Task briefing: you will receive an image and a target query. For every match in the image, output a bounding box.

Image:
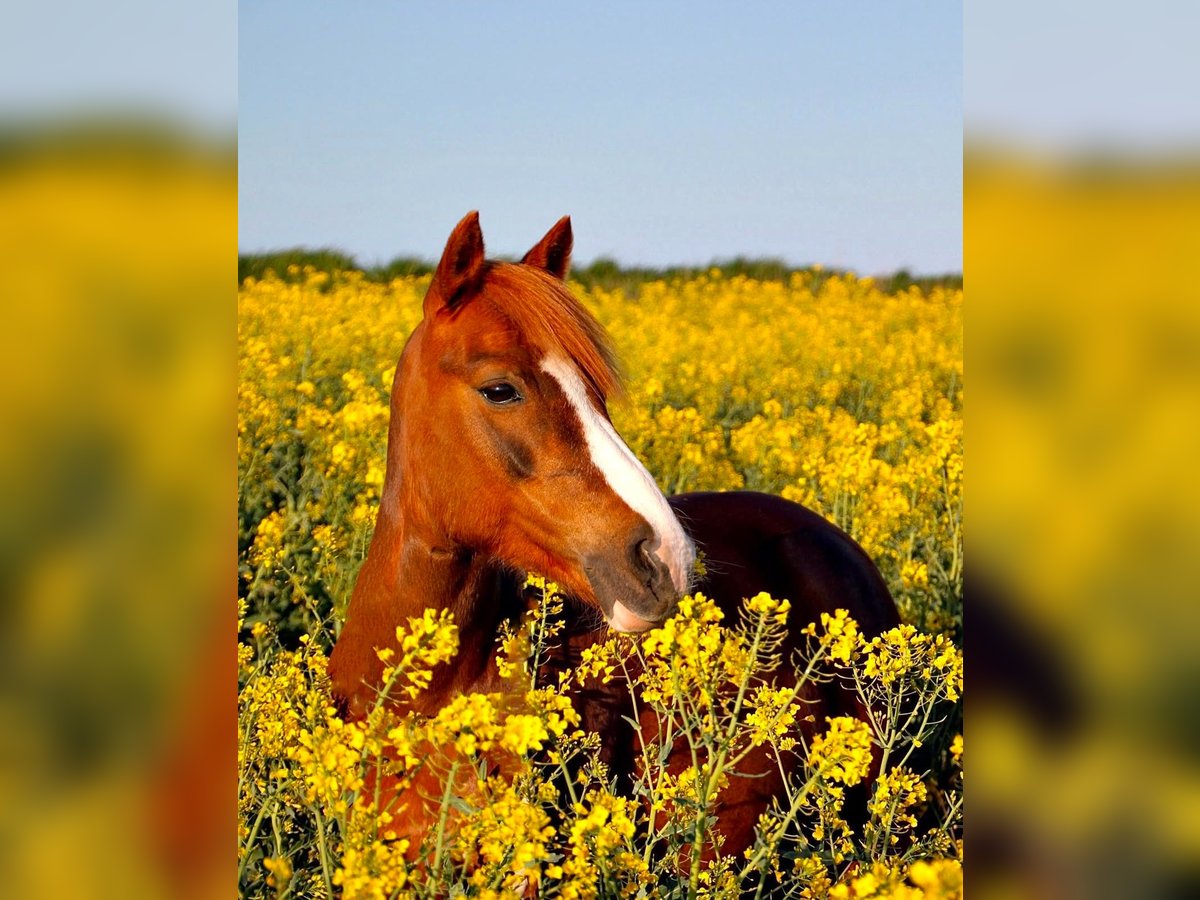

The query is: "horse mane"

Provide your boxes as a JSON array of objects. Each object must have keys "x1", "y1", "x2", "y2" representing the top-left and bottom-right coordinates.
[{"x1": 479, "y1": 262, "x2": 624, "y2": 405}]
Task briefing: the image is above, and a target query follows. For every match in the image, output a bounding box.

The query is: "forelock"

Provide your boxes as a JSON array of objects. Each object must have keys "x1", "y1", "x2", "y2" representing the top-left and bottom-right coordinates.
[{"x1": 481, "y1": 262, "x2": 623, "y2": 405}]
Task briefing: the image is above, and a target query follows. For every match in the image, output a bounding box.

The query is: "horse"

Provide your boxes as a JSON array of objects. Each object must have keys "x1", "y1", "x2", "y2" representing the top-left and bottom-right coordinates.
[{"x1": 328, "y1": 211, "x2": 900, "y2": 857}]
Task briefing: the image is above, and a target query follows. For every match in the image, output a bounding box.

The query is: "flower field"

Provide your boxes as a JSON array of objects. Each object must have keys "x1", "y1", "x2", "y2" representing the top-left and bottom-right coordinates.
[{"x1": 238, "y1": 267, "x2": 963, "y2": 898}]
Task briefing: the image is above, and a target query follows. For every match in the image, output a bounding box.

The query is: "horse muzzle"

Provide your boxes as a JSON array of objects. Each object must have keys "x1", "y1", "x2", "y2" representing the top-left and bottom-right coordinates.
[{"x1": 584, "y1": 532, "x2": 680, "y2": 633}]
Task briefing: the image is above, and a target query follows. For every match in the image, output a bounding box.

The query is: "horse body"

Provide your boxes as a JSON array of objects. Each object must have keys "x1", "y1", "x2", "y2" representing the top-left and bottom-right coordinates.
[
  {"x1": 543, "y1": 490, "x2": 899, "y2": 850},
  {"x1": 327, "y1": 212, "x2": 899, "y2": 855}
]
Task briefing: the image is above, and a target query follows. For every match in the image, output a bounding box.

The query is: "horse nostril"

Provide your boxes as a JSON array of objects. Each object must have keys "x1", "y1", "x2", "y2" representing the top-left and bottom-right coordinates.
[{"x1": 632, "y1": 537, "x2": 658, "y2": 575}]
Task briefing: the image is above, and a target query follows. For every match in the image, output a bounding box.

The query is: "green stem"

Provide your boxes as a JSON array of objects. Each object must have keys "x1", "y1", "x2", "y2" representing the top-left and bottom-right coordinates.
[
  {"x1": 373, "y1": 749, "x2": 383, "y2": 840},
  {"x1": 430, "y1": 760, "x2": 461, "y2": 886},
  {"x1": 940, "y1": 790, "x2": 963, "y2": 835},
  {"x1": 554, "y1": 743, "x2": 580, "y2": 810},
  {"x1": 894, "y1": 699, "x2": 939, "y2": 771},
  {"x1": 752, "y1": 869, "x2": 768, "y2": 900},
  {"x1": 237, "y1": 794, "x2": 275, "y2": 885},
  {"x1": 614, "y1": 649, "x2": 666, "y2": 869},
  {"x1": 722, "y1": 611, "x2": 768, "y2": 745},
  {"x1": 530, "y1": 600, "x2": 544, "y2": 689},
  {"x1": 269, "y1": 810, "x2": 292, "y2": 900},
  {"x1": 312, "y1": 806, "x2": 336, "y2": 900},
  {"x1": 688, "y1": 812, "x2": 705, "y2": 898}
]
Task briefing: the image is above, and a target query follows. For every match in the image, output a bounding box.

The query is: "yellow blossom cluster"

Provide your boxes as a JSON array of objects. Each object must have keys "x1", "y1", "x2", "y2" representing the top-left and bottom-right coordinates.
[
  {"x1": 746, "y1": 590, "x2": 793, "y2": 626},
  {"x1": 376, "y1": 607, "x2": 460, "y2": 699},
  {"x1": 809, "y1": 716, "x2": 876, "y2": 787},
  {"x1": 560, "y1": 789, "x2": 649, "y2": 899},
  {"x1": 828, "y1": 858, "x2": 963, "y2": 900},
  {"x1": 745, "y1": 685, "x2": 799, "y2": 748},
  {"x1": 240, "y1": 576, "x2": 964, "y2": 897},
  {"x1": 861, "y1": 624, "x2": 964, "y2": 703},
  {"x1": 804, "y1": 607, "x2": 862, "y2": 664},
  {"x1": 868, "y1": 768, "x2": 929, "y2": 843},
  {"x1": 456, "y1": 782, "x2": 556, "y2": 890},
  {"x1": 333, "y1": 839, "x2": 411, "y2": 900}
]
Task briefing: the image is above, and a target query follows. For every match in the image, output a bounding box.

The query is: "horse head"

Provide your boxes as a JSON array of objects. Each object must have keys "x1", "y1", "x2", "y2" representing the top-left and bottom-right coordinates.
[{"x1": 387, "y1": 211, "x2": 695, "y2": 632}]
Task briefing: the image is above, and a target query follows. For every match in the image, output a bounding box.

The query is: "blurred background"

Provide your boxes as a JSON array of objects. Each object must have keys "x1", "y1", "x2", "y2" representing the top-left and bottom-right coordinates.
[
  {"x1": 967, "y1": 2, "x2": 1200, "y2": 898},
  {"x1": 4, "y1": 0, "x2": 1199, "y2": 897},
  {"x1": 1, "y1": 2, "x2": 234, "y2": 899}
]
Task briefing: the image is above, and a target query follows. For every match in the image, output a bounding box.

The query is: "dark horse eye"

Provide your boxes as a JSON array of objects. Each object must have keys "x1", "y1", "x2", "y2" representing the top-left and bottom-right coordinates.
[{"x1": 478, "y1": 382, "x2": 522, "y2": 405}]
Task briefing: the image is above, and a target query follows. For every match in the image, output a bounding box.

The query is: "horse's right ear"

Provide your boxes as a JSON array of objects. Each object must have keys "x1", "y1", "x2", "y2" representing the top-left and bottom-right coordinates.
[{"x1": 425, "y1": 211, "x2": 485, "y2": 317}]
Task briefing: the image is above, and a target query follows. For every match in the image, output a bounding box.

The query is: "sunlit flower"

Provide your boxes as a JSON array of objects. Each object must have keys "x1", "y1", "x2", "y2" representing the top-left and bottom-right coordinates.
[{"x1": 809, "y1": 716, "x2": 874, "y2": 786}]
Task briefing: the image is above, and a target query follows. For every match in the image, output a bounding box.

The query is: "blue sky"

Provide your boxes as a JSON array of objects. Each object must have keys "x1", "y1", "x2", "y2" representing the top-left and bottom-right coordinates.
[{"x1": 239, "y1": 2, "x2": 962, "y2": 274}]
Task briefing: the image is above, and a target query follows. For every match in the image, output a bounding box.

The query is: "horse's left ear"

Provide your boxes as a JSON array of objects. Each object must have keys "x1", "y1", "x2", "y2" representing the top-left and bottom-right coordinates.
[{"x1": 521, "y1": 216, "x2": 573, "y2": 280}]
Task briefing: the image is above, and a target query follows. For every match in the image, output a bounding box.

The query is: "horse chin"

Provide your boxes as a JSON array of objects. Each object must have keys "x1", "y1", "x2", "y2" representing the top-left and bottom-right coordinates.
[{"x1": 607, "y1": 600, "x2": 661, "y2": 634}]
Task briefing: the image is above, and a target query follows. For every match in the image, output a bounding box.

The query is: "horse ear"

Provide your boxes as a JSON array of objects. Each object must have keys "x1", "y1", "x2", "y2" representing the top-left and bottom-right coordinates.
[
  {"x1": 426, "y1": 210, "x2": 486, "y2": 316},
  {"x1": 521, "y1": 215, "x2": 573, "y2": 279}
]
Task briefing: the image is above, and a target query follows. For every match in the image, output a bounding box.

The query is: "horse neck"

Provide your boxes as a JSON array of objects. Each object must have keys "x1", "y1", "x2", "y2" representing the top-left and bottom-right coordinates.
[{"x1": 330, "y1": 503, "x2": 523, "y2": 718}]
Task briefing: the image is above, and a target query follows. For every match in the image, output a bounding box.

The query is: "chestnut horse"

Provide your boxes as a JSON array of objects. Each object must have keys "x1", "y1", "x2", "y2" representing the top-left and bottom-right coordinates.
[{"x1": 328, "y1": 212, "x2": 899, "y2": 854}]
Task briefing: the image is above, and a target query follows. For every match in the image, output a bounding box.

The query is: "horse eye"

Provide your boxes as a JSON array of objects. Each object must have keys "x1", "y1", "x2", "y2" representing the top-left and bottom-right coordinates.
[{"x1": 478, "y1": 382, "x2": 522, "y2": 405}]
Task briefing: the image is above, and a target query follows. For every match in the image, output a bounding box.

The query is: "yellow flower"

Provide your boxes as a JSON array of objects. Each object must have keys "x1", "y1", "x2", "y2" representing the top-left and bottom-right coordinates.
[
  {"x1": 908, "y1": 859, "x2": 963, "y2": 898},
  {"x1": 386, "y1": 607, "x2": 459, "y2": 699},
  {"x1": 524, "y1": 688, "x2": 582, "y2": 738},
  {"x1": 746, "y1": 590, "x2": 792, "y2": 625},
  {"x1": 429, "y1": 693, "x2": 501, "y2": 755},
  {"x1": 262, "y1": 855, "x2": 292, "y2": 888},
  {"x1": 862, "y1": 624, "x2": 963, "y2": 702},
  {"x1": 868, "y1": 767, "x2": 928, "y2": 835},
  {"x1": 809, "y1": 716, "x2": 874, "y2": 786},
  {"x1": 746, "y1": 685, "x2": 798, "y2": 747},
  {"x1": 500, "y1": 713, "x2": 550, "y2": 755}
]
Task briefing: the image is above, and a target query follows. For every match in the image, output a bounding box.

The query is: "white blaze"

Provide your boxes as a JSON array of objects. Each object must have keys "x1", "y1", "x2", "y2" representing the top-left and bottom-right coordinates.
[{"x1": 541, "y1": 355, "x2": 695, "y2": 594}]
